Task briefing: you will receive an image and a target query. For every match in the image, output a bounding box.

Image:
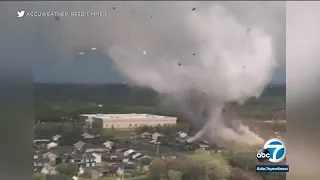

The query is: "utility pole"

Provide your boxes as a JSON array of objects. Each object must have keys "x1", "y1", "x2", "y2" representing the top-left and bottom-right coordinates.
[{"x1": 156, "y1": 142, "x2": 160, "y2": 156}]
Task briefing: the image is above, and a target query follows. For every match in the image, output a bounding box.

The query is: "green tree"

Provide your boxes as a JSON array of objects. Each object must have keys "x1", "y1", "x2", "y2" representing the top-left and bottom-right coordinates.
[
  {"x1": 182, "y1": 153, "x2": 231, "y2": 180},
  {"x1": 147, "y1": 158, "x2": 166, "y2": 180},
  {"x1": 228, "y1": 168, "x2": 262, "y2": 180},
  {"x1": 168, "y1": 170, "x2": 182, "y2": 180},
  {"x1": 34, "y1": 173, "x2": 46, "y2": 180},
  {"x1": 222, "y1": 143, "x2": 258, "y2": 172},
  {"x1": 56, "y1": 163, "x2": 79, "y2": 176},
  {"x1": 205, "y1": 154, "x2": 231, "y2": 180}
]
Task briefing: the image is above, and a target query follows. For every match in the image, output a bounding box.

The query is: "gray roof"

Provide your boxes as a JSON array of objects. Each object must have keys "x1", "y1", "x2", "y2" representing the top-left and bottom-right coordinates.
[
  {"x1": 74, "y1": 141, "x2": 86, "y2": 150},
  {"x1": 45, "y1": 146, "x2": 74, "y2": 155},
  {"x1": 85, "y1": 144, "x2": 105, "y2": 149},
  {"x1": 34, "y1": 156, "x2": 50, "y2": 163}
]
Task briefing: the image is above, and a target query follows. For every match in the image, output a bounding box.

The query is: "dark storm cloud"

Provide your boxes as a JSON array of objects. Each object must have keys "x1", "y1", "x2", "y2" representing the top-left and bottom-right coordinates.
[{"x1": 0, "y1": 1, "x2": 285, "y2": 84}]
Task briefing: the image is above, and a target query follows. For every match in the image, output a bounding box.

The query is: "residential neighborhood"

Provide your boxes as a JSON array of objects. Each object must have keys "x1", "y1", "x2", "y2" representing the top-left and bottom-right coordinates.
[{"x1": 34, "y1": 122, "x2": 220, "y2": 180}]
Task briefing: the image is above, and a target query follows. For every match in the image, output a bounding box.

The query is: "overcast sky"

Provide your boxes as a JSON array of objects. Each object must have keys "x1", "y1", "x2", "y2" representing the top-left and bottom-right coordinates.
[{"x1": 0, "y1": 1, "x2": 285, "y2": 84}]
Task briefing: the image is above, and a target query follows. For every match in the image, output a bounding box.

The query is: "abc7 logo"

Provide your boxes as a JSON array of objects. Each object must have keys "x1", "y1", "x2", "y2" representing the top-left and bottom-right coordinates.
[{"x1": 256, "y1": 149, "x2": 271, "y2": 162}]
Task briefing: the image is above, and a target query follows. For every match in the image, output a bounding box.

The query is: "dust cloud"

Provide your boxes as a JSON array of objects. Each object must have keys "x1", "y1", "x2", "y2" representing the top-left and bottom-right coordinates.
[{"x1": 0, "y1": 2, "x2": 285, "y2": 145}]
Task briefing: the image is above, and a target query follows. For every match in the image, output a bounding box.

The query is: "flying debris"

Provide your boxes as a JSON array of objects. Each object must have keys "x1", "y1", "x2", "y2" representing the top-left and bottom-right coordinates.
[
  {"x1": 192, "y1": 8, "x2": 196, "y2": 11},
  {"x1": 247, "y1": 28, "x2": 251, "y2": 33},
  {"x1": 142, "y1": 51, "x2": 147, "y2": 55},
  {"x1": 54, "y1": 16, "x2": 60, "y2": 21},
  {"x1": 178, "y1": 63, "x2": 181, "y2": 66},
  {"x1": 91, "y1": 47, "x2": 97, "y2": 51},
  {"x1": 150, "y1": 16, "x2": 153, "y2": 18},
  {"x1": 59, "y1": 36, "x2": 62, "y2": 40},
  {"x1": 113, "y1": 7, "x2": 116, "y2": 10},
  {"x1": 193, "y1": 53, "x2": 196, "y2": 56},
  {"x1": 78, "y1": 52, "x2": 84, "y2": 55},
  {"x1": 243, "y1": 66, "x2": 246, "y2": 68}
]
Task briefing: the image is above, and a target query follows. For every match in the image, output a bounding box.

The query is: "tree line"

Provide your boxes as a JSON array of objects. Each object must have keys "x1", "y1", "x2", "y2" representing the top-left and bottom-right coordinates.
[{"x1": 146, "y1": 143, "x2": 285, "y2": 180}]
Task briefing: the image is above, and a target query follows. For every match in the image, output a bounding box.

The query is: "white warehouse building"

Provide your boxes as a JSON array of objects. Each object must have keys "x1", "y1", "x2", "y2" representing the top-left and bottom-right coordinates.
[{"x1": 80, "y1": 113, "x2": 177, "y2": 129}]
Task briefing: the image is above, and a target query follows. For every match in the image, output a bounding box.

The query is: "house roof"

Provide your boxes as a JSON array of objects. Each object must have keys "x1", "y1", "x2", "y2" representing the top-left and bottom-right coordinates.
[
  {"x1": 124, "y1": 149, "x2": 135, "y2": 154},
  {"x1": 132, "y1": 153, "x2": 142, "y2": 159},
  {"x1": 141, "y1": 132, "x2": 151, "y2": 135},
  {"x1": 44, "y1": 146, "x2": 74, "y2": 156},
  {"x1": 74, "y1": 141, "x2": 86, "y2": 149},
  {"x1": 69, "y1": 152, "x2": 95, "y2": 160},
  {"x1": 84, "y1": 144, "x2": 105, "y2": 149},
  {"x1": 109, "y1": 164, "x2": 120, "y2": 173},
  {"x1": 103, "y1": 140, "x2": 114, "y2": 144},
  {"x1": 134, "y1": 154, "x2": 144, "y2": 159},
  {"x1": 81, "y1": 132, "x2": 94, "y2": 138},
  {"x1": 82, "y1": 132, "x2": 91, "y2": 136},
  {"x1": 128, "y1": 151, "x2": 136, "y2": 156},
  {"x1": 47, "y1": 142, "x2": 58, "y2": 146},
  {"x1": 34, "y1": 156, "x2": 50, "y2": 163},
  {"x1": 139, "y1": 157, "x2": 152, "y2": 165},
  {"x1": 152, "y1": 132, "x2": 162, "y2": 136},
  {"x1": 179, "y1": 132, "x2": 188, "y2": 138},
  {"x1": 138, "y1": 155, "x2": 152, "y2": 160},
  {"x1": 53, "y1": 134, "x2": 62, "y2": 139}
]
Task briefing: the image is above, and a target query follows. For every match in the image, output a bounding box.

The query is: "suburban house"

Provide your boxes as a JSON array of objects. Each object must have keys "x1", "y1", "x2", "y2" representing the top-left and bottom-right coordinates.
[
  {"x1": 109, "y1": 153, "x2": 119, "y2": 162},
  {"x1": 122, "y1": 156, "x2": 132, "y2": 163},
  {"x1": 47, "y1": 142, "x2": 58, "y2": 149},
  {"x1": 132, "y1": 153, "x2": 142, "y2": 160},
  {"x1": 84, "y1": 144, "x2": 106, "y2": 153},
  {"x1": 74, "y1": 141, "x2": 86, "y2": 151},
  {"x1": 138, "y1": 156, "x2": 152, "y2": 166},
  {"x1": 80, "y1": 153, "x2": 97, "y2": 168},
  {"x1": 178, "y1": 132, "x2": 188, "y2": 139},
  {"x1": 152, "y1": 132, "x2": 163, "y2": 141},
  {"x1": 124, "y1": 149, "x2": 135, "y2": 157},
  {"x1": 141, "y1": 132, "x2": 151, "y2": 138},
  {"x1": 92, "y1": 152, "x2": 102, "y2": 164},
  {"x1": 34, "y1": 155, "x2": 50, "y2": 167},
  {"x1": 55, "y1": 154, "x2": 75, "y2": 164},
  {"x1": 81, "y1": 132, "x2": 95, "y2": 139},
  {"x1": 34, "y1": 139, "x2": 50, "y2": 149},
  {"x1": 55, "y1": 152, "x2": 97, "y2": 168},
  {"x1": 90, "y1": 166, "x2": 110, "y2": 179},
  {"x1": 52, "y1": 134, "x2": 62, "y2": 142},
  {"x1": 103, "y1": 141, "x2": 114, "y2": 149},
  {"x1": 198, "y1": 143, "x2": 210, "y2": 150},
  {"x1": 42, "y1": 146, "x2": 74, "y2": 163},
  {"x1": 117, "y1": 162, "x2": 137, "y2": 175}
]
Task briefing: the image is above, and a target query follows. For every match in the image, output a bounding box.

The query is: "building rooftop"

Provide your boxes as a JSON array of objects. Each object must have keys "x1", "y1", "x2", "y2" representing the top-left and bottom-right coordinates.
[{"x1": 81, "y1": 113, "x2": 176, "y2": 119}]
